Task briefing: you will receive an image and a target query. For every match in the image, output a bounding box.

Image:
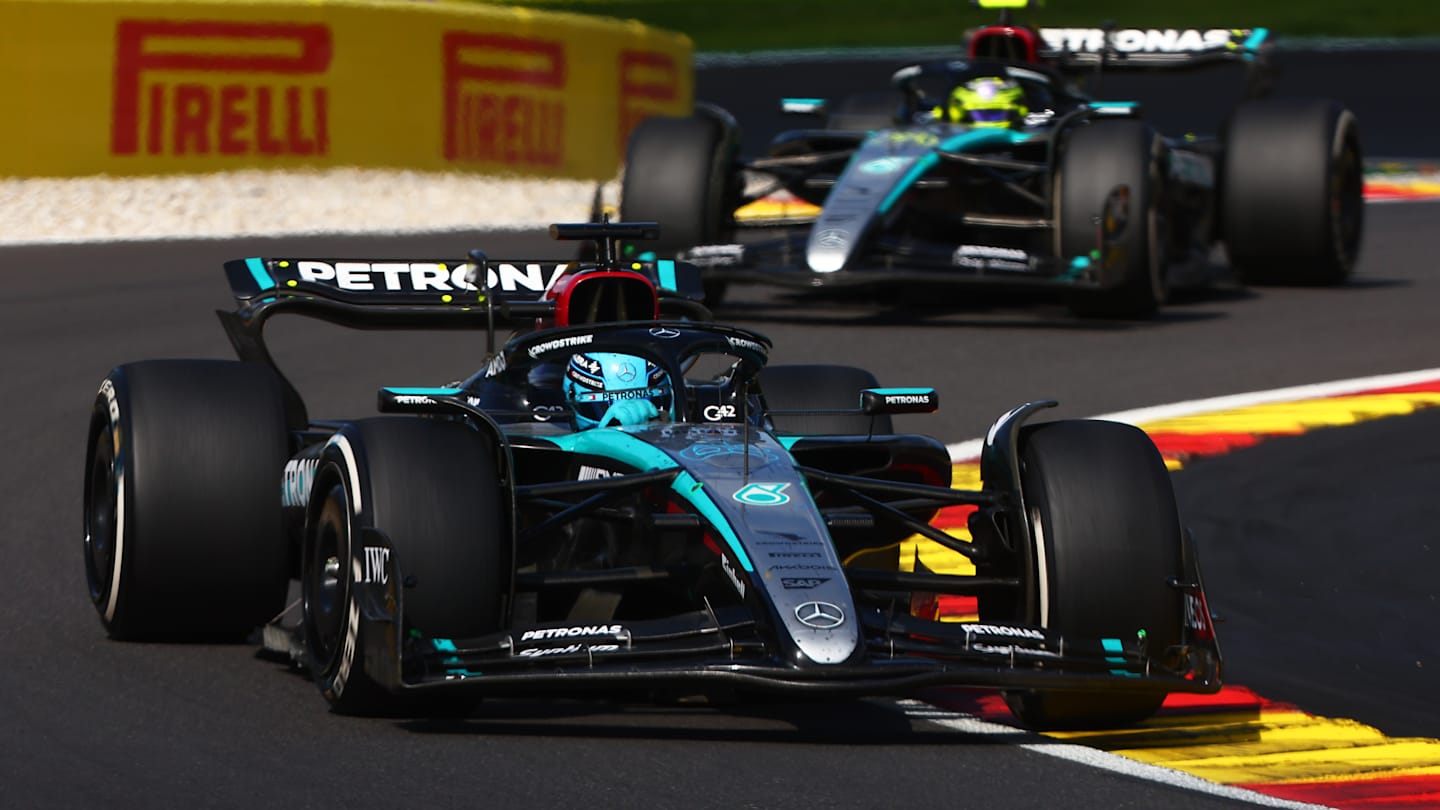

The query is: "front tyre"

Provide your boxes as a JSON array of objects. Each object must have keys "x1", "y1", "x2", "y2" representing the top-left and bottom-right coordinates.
[
  {"x1": 1057, "y1": 121, "x2": 1166, "y2": 319},
  {"x1": 83, "y1": 360, "x2": 290, "y2": 640},
  {"x1": 1004, "y1": 420, "x2": 1184, "y2": 730},
  {"x1": 303, "y1": 418, "x2": 509, "y2": 715}
]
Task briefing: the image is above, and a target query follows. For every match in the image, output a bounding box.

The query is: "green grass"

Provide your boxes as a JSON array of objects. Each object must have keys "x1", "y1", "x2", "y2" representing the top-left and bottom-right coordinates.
[{"x1": 464, "y1": 1, "x2": 1440, "y2": 51}]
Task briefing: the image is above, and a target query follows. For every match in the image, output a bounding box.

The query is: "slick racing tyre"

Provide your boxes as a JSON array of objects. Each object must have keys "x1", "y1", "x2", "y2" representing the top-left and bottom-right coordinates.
[
  {"x1": 620, "y1": 107, "x2": 738, "y2": 306},
  {"x1": 1003, "y1": 420, "x2": 1185, "y2": 730},
  {"x1": 83, "y1": 360, "x2": 290, "y2": 640},
  {"x1": 759, "y1": 364, "x2": 891, "y2": 436},
  {"x1": 824, "y1": 91, "x2": 902, "y2": 132},
  {"x1": 303, "y1": 418, "x2": 509, "y2": 715},
  {"x1": 1056, "y1": 120, "x2": 1167, "y2": 319},
  {"x1": 1222, "y1": 98, "x2": 1363, "y2": 285}
]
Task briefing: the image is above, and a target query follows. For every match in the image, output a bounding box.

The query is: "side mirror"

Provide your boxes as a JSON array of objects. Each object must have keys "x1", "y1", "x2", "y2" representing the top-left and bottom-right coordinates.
[{"x1": 860, "y1": 388, "x2": 939, "y2": 415}]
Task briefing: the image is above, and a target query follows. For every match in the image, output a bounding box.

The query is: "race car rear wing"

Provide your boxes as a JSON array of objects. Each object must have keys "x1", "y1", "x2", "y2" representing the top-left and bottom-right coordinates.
[
  {"x1": 222, "y1": 222, "x2": 704, "y2": 324},
  {"x1": 1036, "y1": 27, "x2": 1273, "y2": 71},
  {"x1": 216, "y1": 221, "x2": 707, "y2": 428},
  {"x1": 964, "y1": 0, "x2": 1273, "y2": 86}
]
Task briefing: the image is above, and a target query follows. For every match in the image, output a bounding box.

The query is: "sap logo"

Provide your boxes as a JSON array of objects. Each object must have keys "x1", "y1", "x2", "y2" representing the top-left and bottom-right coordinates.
[
  {"x1": 781, "y1": 577, "x2": 830, "y2": 590},
  {"x1": 702, "y1": 404, "x2": 737, "y2": 421},
  {"x1": 294, "y1": 261, "x2": 565, "y2": 293}
]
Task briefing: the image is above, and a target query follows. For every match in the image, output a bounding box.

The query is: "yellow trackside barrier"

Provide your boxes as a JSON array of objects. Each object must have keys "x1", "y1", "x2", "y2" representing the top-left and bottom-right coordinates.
[{"x1": 0, "y1": 0, "x2": 692, "y2": 179}]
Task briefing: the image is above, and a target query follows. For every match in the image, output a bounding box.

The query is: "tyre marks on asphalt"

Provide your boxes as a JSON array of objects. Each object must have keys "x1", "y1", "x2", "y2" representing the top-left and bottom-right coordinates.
[{"x1": 905, "y1": 370, "x2": 1440, "y2": 809}]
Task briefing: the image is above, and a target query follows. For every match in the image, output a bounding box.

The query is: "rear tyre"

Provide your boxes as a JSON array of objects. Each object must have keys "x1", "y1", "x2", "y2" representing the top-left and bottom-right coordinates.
[
  {"x1": 621, "y1": 110, "x2": 737, "y2": 306},
  {"x1": 83, "y1": 360, "x2": 290, "y2": 640},
  {"x1": 1222, "y1": 98, "x2": 1363, "y2": 285},
  {"x1": 759, "y1": 364, "x2": 891, "y2": 435},
  {"x1": 303, "y1": 418, "x2": 509, "y2": 716},
  {"x1": 1057, "y1": 121, "x2": 1166, "y2": 319},
  {"x1": 1003, "y1": 420, "x2": 1184, "y2": 730}
]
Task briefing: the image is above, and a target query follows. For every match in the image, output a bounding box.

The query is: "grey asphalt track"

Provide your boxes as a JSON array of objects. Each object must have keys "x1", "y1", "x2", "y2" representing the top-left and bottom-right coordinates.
[{"x1": 3, "y1": 47, "x2": 1438, "y2": 809}]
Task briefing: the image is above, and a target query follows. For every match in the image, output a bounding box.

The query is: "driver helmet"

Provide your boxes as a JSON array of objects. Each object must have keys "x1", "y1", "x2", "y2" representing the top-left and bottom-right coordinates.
[
  {"x1": 563, "y1": 351, "x2": 673, "y2": 429},
  {"x1": 948, "y1": 76, "x2": 1028, "y2": 128}
]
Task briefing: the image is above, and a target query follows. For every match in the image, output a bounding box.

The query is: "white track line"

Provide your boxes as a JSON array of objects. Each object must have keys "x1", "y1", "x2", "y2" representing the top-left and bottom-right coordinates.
[
  {"x1": 894, "y1": 700, "x2": 1336, "y2": 809},
  {"x1": 948, "y1": 366, "x2": 1440, "y2": 461}
]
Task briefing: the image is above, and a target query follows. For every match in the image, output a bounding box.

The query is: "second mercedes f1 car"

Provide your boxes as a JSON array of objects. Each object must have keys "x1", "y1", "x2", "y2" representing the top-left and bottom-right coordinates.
[
  {"x1": 620, "y1": 2, "x2": 1363, "y2": 318},
  {"x1": 83, "y1": 222, "x2": 1221, "y2": 729}
]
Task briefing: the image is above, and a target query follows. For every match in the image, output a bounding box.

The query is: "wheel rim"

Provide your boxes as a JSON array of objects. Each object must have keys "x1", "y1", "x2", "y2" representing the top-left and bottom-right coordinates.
[
  {"x1": 83, "y1": 428, "x2": 118, "y2": 608},
  {"x1": 304, "y1": 484, "x2": 349, "y2": 666}
]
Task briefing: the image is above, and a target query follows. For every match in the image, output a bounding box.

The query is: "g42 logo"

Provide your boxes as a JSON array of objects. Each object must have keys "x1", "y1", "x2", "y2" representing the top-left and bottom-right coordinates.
[
  {"x1": 733, "y1": 483, "x2": 790, "y2": 506},
  {"x1": 703, "y1": 404, "x2": 737, "y2": 421}
]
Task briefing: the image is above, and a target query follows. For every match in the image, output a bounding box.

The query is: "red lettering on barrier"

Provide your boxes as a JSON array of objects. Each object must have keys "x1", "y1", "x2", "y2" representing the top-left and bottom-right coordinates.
[
  {"x1": 618, "y1": 50, "x2": 681, "y2": 155},
  {"x1": 173, "y1": 83, "x2": 210, "y2": 154},
  {"x1": 111, "y1": 19, "x2": 331, "y2": 158},
  {"x1": 443, "y1": 32, "x2": 565, "y2": 167}
]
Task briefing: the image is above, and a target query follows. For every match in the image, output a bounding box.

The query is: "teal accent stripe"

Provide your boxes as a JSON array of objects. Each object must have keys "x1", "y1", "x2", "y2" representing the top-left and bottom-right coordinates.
[
  {"x1": 545, "y1": 430, "x2": 678, "y2": 472},
  {"x1": 432, "y1": 638, "x2": 457, "y2": 652},
  {"x1": 1101, "y1": 637, "x2": 1138, "y2": 676},
  {"x1": 384, "y1": 387, "x2": 463, "y2": 396},
  {"x1": 245, "y1": 257, "x2": 275, "y2": 290},
  {"x1": 1087, "y1": 101, "x2": 1137, "y2": 110},
  {"x1": 866, "y1": 387, "x2": 935, "y2": 396},
  {"x1": 657, "y1": 259, "x2": 678, "y2": 292},
  {"x1": 544, "y1": 431, "x2": 753, "y2": 571},
  {"x1": 673, "y1": 471, "x2": 753, "y2": 571},
  {"x1": 878, "y1": 129, "x2": 1030, "y2": 214},
  {"x1": 777, "y1": 436, "x2": 804, "y2": 450},
  {"x1": 782, "y1": 97, "x2": 826, "y2": 105},
  {"x1": 1244, "y1": 28, "x2": 1269, "y2": 50}
]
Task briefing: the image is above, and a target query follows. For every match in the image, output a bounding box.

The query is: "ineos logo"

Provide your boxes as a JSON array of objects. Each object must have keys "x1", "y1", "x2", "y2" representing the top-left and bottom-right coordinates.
[
  {"x1": 702, "y1": 404, "x2": 736, "y2": 421},
  {"x1": 794, "y1": 601, "x2": 844, "y2": 630}
]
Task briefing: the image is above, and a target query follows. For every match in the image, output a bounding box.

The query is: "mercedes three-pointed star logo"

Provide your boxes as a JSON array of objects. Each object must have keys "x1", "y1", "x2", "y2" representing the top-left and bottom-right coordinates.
[
  {"x1": 794, "y1": 601, "x2": 845, "y2": 630},
  {"x1": 649, "y1": 327, "x2": 681, "y2": 339}
]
